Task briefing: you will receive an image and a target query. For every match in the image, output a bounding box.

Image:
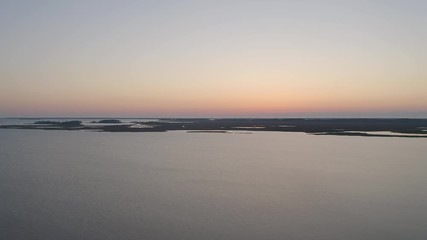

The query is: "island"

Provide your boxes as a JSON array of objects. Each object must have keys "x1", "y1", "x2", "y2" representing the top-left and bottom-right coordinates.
[
  {"x1": 91, "y1": 119, "x2": 122, "y2": 124},
  {"x1": 34, "y1": 120, "x2": 83, "y2": 128}
]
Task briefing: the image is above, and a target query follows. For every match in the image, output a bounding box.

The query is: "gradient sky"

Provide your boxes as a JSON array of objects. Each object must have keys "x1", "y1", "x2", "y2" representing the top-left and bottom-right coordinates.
[{"x1": 1, "y1": 0, "x2": 426, "y2": 117}]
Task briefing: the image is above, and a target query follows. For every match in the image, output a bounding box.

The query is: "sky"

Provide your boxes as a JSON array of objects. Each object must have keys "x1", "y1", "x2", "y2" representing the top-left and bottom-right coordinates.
[{"x1": 1, "y1": 0, "x2": 426, "y2": 118}]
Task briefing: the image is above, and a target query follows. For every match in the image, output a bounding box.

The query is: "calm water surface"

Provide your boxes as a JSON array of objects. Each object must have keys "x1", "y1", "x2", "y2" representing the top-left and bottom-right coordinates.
[{"x1": 1, "y1": 129, "x2": 426, "y2": 240}]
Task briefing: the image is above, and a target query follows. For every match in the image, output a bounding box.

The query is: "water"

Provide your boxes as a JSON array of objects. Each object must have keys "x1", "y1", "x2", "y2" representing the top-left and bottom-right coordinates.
[{"x1": 1, "y1": 129, "x2": 426, "y2": 240}]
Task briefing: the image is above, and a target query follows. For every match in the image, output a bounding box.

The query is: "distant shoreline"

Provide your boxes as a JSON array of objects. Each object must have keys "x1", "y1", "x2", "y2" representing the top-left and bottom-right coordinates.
[{"x1": 1, "y1": 118, "x2": 427, "y2": 138}]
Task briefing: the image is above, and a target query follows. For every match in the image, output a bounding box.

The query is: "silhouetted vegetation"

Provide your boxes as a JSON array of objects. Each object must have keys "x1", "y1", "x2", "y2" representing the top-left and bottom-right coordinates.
[
  {"x1": 91, "y1": 119, "x2": 122, "y2": 124},
  {"x1": 58, "y1": 121, "x2": 82, "y2": 127},
  {"x1": 33, "y1": 120, "x2": 82, "y2": 128}
]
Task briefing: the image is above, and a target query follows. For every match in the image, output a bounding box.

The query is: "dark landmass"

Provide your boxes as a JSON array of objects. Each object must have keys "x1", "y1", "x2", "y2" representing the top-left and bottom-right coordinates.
[
  {"x1": 33, "y1": 120, "x2": 83, "y2": 128},
  {"x1": 1, "y1": 118, "x2": 427, "y2": 138},
  {"x1": 91, "y1": 119, "x2": 122, "y2": 124}
]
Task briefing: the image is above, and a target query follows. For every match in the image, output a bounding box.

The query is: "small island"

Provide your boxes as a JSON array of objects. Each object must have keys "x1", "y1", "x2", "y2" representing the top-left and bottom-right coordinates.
[
  {"x1": 91, "y1": 119, "x2": 122, "y2": 124},
  {"x1": 34, "y1": 120, "x2": 83, "y2": 128}
]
